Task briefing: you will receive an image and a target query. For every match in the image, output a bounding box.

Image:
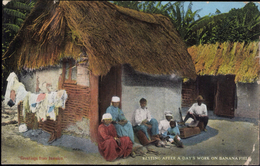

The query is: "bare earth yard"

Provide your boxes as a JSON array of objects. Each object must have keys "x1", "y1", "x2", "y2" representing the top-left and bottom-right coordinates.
[{"x1": 1, "y1": 110, "x2": 259, "y2": 165}]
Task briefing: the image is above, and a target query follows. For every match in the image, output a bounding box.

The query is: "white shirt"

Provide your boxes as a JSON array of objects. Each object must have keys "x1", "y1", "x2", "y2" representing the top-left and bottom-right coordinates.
[
  {"x1": 132, "y1": 107, "x2": 152, "y2": 126},
  {"x1": 188, "y1": 103, "x2": 208, "y2": 116},
  {"x1": 158, "y1": 119, "x2": 171, "y2": 134}
]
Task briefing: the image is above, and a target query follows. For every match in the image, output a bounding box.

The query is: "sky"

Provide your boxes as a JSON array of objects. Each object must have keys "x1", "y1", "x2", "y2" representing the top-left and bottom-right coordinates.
[
  {"x1": 161, "y1": 1, "x2": 260, "y2": 17},
  {"x1": 2, "y1": 1, "x2": 260, "y2": 17}
]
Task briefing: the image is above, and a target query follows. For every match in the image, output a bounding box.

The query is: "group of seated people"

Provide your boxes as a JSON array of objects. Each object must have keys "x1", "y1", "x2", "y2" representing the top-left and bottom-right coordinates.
[{"x1": 98, "y1": 95, "x2": 208, "y2": 161}]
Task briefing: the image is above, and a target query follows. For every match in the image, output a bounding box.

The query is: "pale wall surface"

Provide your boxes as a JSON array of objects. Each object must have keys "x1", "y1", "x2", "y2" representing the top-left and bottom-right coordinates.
[
  {"x1": 77, "y1": 63, "x2": 90, "y2": 87},
  {"x1": 36, "y1": 67, "x2": 63, "y2": 93},
  {"x1": 19, "y1": 64, "x2": 90, "y2": 92},
  {"x1": 121, "y1": 65, "x2": 182, "y2": 123},
  {"x1": 20, "y1": 71, "x2": 36, "y2": 93},
  {"x1": 235, "y1": 82, "x2": 260, "y2": 119}
]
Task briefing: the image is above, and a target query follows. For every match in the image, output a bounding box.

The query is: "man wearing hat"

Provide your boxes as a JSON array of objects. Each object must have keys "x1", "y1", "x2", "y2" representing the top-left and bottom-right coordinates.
[
  {"x1": 106, "y1": 96, "x2": 135, "y2": 143},
  {"x1": 98, "y1": 113, "x2": 134, "y2": 161},
  {"x1": 180, "y1": 95, "x2": 209, "y2": 131},
  {"x1": 158, "y1": 111, "x2": 174, "y2": 135}
]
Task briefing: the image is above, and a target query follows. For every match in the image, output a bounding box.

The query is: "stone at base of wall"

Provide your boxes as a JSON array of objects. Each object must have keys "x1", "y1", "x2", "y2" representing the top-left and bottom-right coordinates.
[
  {"x1": 62, "y1": 117, "x2": 90, "y2": 139},
  {"x1": 235, "y1": 111, "x2": 259, "y2": 119}
]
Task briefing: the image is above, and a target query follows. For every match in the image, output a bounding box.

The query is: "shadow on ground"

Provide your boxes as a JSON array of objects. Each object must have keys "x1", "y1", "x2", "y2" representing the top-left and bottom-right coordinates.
[
  {"x1": 22, "y1": 129, "x2": 99, "y2": 153},
  {"x1": 181, "y1": 107, "x2": 258, "y2": 126},
  {"x1": 181, "y1": 126, "x2": 218, "y2": 146}
]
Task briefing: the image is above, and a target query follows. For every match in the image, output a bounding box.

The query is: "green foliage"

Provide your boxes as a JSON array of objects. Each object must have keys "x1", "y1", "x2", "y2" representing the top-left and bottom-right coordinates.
[
  {"x1": 112, "y1": 1, "x2": 141, "y2": 11},
  {"x1": 2, "y1": 0, "x2": 37, "y2": 98},
  {"x1": 169, "y1": 1, "x2": 202, "y2": 46},
  {"x1": 112, "y1": 1, "x2": 203, "y2": 46},
  {"x1": 2, "y1": 0, "x2": 35, "y2": 56},
  {"x1": 199, "y1": 2, "x2": 260, "y2": 44},
  {"x1": 3, "y1": 23, "x2": 20, "y2": 32},
  {"x1": 5, "y1": 1, "x2": 32, "y2": 11},
  {"x1": 112, "y1": 1, "x2": 260, "y2": 46},
  {"x1": 3, "y1": 8, "x2": 26, "y2": 19}
]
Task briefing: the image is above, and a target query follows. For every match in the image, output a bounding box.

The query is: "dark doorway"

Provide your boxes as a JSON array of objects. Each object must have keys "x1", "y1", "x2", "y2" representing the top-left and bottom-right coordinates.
[
  {"x1": 182, "y1": 75, "x2": 237, "y2": 118},
  {"x1": 98, "y1": 65, "x2": 122, "y2": 122},
  {"x1": 214, "y1": 75, "x2": 236, "y2": 117},
  {"x1": 197, "y1": 76, "x2": 217, "y2": 110}
]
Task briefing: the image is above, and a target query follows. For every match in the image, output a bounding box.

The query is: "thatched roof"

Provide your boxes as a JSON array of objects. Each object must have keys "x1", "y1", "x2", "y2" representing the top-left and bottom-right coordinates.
[
  {"x1": 188, "y1": 41, "x2": 260, "y2": 83},
  {"x1": 3, "y1": 1, "x2": 196, "y2": 79}
]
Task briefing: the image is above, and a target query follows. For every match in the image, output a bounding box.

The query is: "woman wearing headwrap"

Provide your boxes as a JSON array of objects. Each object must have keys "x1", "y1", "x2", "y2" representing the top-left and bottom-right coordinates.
[
  {"x1": 98, "y1": 113, "x2": 133, "y2": 161},
  {"x1": 106, "y1": 96, "x2": 135, "y2": 143},
  {"x1": 158, "y1": 111, "x2": 174, "y2": 135}
]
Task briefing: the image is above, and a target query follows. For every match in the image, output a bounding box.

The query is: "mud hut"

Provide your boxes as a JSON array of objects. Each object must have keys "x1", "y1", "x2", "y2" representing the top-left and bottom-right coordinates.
[
  {"x1": 182, "y1": 41, "x2": 259, "y2": 118},
  {"x1": 3, "y1": 1, "x2": 196, "y2": 142}
]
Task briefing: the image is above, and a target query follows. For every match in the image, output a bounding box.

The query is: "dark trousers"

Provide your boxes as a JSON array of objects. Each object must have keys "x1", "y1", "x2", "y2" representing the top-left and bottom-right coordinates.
[{"x1": 184, "y1": 112, "x2": 209, "y2": 128}]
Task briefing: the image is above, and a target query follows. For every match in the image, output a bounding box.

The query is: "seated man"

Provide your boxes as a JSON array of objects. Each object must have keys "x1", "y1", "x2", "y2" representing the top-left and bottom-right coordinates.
[
  {"x1": 180, "y1": 95, "x2": 208, "y2": 131},
  {"x1": 98, "y1": 113, "x2": 134, "y2": 161},
  {"x1": 132, "y1": 98, "x2": 159, "y2": 142},
  {"x1": 106, "y1": 96, "x2": 135, "y2": 143},
  {"x1": 158, "y1": 111, "x2": 173, "y2": 135}
]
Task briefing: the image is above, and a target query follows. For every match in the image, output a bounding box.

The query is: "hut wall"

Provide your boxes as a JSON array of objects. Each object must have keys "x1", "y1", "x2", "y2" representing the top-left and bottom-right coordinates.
[
  {"x1": 35, "y1": 67, "x2": 63, "y2": 93},
  {"x1": 20, "y1": 71, "x2": 36, "y2": 93},
  {"x1": 235, "y1": 82, "x2": 260, "y2": 119},
  {"x1": 18, "y1": 64, "x2": 95, "y2": 140},
  {"x1": 121, "y1": 64, "x2": 182, "y2": 122},
  {"x1": 181, "y1": 80, "x2": 198, "y2": 108},
  {"x1": 77, "y1": 64, "x2": 90, "y2": 87},
  {"x1": 58, "y1": 62, "x2": 93, "y2": 139},
  {"x1": 60, "y1": 83, "x2": 91, "y2": 127}
]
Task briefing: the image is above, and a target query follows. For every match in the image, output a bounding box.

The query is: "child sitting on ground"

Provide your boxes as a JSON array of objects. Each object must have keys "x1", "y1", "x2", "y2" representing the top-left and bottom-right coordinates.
[{"x1": 161, "y1": 120, "x2": 184, "y2": 148}]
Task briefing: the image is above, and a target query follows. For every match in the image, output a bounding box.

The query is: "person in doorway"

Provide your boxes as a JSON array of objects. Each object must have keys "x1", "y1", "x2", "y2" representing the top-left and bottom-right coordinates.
[
  {"x1": 132, "y1": 98, "x2": 159, "y2": 141},
  {"x1": 158, "y1": 111, "x2": 174, "y2": 135},
  {"x1": 98, "y1": 113, "x2": 134, "y2": 161},
  {"x1": 180, "y1": 95, "x2": 208, "y2": 131},
  {"x1": 106, "y1": 96, "x2": 135, "y2": 143}
]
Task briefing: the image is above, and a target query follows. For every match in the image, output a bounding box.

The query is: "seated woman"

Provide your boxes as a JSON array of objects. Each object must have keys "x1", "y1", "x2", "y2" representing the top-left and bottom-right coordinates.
[
  {"x1": 106, "y1": 96, "x2": 135, "y2": 143},
  {"x1": 98, "y1": 113, "x2": 134, "y2": 161}
]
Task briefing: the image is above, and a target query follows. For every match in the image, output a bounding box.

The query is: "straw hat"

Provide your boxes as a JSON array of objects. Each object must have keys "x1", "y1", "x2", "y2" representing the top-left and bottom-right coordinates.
[{"x1": 196, "y1": 95, "x2": 204, "y2": 101}]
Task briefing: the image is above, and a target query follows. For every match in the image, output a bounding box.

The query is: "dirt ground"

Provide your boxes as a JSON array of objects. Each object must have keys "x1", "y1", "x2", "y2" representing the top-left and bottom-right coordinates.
[{"x1": 1, "y1": 113, "x2": 259, "y2": 165}]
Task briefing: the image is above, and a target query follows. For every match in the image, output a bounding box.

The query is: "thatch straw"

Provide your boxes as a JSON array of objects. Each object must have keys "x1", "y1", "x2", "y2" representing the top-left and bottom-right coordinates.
[
  {"x1": 188, "y1": 41, "x2": 260, "y2": 83},
  {"x1": 3, "y1": 1, "x2": 196, "y2": 79}
]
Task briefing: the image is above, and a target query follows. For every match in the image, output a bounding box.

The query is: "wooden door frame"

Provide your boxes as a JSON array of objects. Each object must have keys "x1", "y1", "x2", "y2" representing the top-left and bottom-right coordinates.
[
  {"x1": 98, "y1": 65, "x2": 122, "y2": 122},
  {"x1": 214, "y1": 75, "x2": 236, "y2": 117}
]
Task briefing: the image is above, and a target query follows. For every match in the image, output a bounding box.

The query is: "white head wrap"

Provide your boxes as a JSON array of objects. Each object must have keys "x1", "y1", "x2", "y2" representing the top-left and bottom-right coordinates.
[
  {"x1": 164, "y1": 111, "x2": 173, "y2": 117},
  {"x1": 102, "y1": 113, "x2": 112, "y2": 120},
  {"x1": 111, "y1": 96, "x2": 120, "y2": 102}
]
